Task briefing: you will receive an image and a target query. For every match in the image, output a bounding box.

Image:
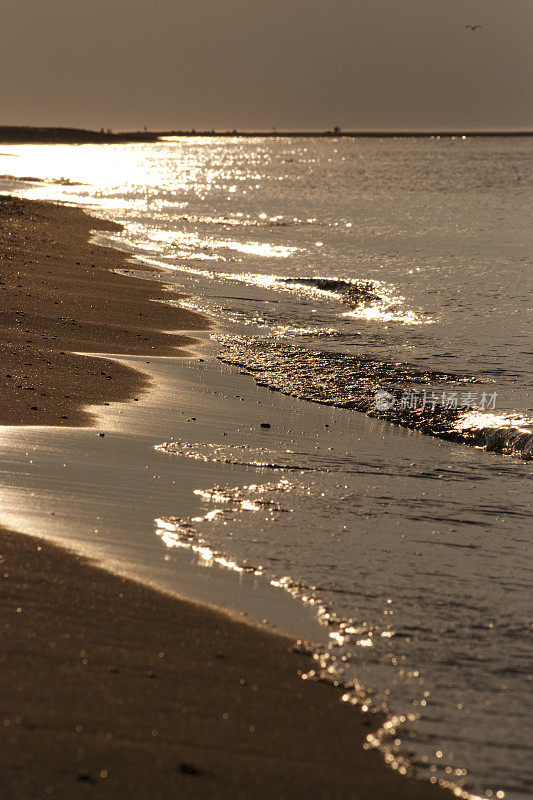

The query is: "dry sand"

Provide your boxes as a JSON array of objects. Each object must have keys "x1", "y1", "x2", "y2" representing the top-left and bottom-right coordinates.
[{"x1": 0, "y1": 196, "x2": 450, "y2": 798}]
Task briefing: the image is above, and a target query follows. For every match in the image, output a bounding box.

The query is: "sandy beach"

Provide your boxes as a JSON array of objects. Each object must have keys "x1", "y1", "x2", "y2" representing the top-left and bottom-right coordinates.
[
  {"x1": 0, "y1": 195, "x2": 209, "y2": 426},
  {"x1": 0, "y1": 524, "x2": 453, "y2": 800},
  {"x1": 0, "y1": 195, "x2": 453, "y2": 799}
]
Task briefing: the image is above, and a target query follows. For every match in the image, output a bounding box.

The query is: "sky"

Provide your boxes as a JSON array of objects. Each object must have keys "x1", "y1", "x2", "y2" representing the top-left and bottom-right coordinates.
[{"x1": 1, "y1": 0, "x2": 531, "y2": 132}]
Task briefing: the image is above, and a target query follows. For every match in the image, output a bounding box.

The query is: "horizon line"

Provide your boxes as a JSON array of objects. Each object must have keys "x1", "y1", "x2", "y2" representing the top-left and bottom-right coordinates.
[{"x1": 0, "y1": 125, "x2": 532, "y2": 143}]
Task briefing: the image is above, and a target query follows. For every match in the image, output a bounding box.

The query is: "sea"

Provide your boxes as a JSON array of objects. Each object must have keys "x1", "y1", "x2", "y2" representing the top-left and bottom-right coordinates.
[{"x1": 0, "y1": 135, "x2": 531, "y2": 800}]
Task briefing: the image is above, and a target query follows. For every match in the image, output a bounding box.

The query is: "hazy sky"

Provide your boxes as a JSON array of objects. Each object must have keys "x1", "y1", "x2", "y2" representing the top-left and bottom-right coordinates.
[{"x1": 1, "y1": 0, "x2": 531, "y2": 131}]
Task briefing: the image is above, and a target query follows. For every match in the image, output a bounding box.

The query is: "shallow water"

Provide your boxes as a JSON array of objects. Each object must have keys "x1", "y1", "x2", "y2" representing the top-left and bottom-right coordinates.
[
  {"x1": 1, "y1": 137, "x2": 532, "y2": 799},
  {"x1": 2, "y1": 136, "x2": 531, "y2": 451}
]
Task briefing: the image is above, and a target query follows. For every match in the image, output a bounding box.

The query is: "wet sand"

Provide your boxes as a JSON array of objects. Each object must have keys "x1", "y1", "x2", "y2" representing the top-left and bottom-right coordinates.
[
  {"x1": 0, "y1": 195, "x2": 209, "y2": 426},
  {"x1": 0, "y1": 196, "x2": 450, "y2": 798},
  {"x1": 0, "y1": 525, "x2": 452, "y2": 800}
]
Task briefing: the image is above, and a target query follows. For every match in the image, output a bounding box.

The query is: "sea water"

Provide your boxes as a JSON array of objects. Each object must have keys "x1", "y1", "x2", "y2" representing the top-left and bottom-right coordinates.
[{"x1": 1, "y1": 136, "x2": 531, "y2": 799}]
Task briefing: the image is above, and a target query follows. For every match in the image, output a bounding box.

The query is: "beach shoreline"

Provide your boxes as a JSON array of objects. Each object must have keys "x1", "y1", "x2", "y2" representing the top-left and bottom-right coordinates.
[
  {"x1": 0, "y1": 195, "x2": 209, "y2": 426},
  {"x1": 0, "y1": 195, "x2": 452, "y2": 798},
  {"x1": 0, "y1": 523, "x2": 450, "y2": 800}
]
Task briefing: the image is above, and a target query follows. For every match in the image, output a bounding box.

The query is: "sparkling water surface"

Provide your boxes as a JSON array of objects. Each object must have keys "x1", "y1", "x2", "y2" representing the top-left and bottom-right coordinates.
[{"x1": 1, "y1": 136, "x2": 531, "y2": 799}]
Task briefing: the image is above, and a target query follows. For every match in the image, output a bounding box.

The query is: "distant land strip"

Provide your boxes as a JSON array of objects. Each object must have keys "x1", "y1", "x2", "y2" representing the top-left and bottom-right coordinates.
[{"x1": 0, "y1": 126, "x2": 531, "y2": 144}]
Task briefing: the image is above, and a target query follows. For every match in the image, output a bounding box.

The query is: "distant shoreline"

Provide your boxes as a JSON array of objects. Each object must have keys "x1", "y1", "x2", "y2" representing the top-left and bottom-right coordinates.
[{"x1": 0, "y1": 125, "x2": 531, "y2": 144}]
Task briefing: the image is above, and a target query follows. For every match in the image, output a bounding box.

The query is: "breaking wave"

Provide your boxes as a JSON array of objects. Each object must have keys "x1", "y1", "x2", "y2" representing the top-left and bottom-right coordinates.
[{"x1": 216, "y1": 335, "x2": 533, "y2": 459}]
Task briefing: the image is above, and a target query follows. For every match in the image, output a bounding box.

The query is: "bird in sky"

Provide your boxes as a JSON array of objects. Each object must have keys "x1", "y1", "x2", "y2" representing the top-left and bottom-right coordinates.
[{"x1": 465, "y1": 24, "x2": 482, "y2": 30}]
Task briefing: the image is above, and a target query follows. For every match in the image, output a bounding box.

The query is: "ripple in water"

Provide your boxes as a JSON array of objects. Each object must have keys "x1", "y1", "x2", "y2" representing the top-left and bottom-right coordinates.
[
  {"x1": 216, "y1": 335, "x2": 533, "y2": 459},
  {"x1": 152, "y1": 442, "x2": 529, "y2": 797},
  {"x1": 156, "y1": 436, "x2": 533, "y2": 800}
]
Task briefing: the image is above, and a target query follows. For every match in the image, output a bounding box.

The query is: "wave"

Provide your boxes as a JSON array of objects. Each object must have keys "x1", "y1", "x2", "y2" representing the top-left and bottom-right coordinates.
[
  {"x1": 457, "y1": 412, "x2": 533, "y2": 459},
  {"x1": 216, "y1": 335, "x2": 533, "y2": 460},
  {"x1": 275, "y1": 276, "x2": 430, "y2": 325},
  {"x1": 279, "y1": 276, "x2": 382, "y2": 308},
  {"x1": 155, "y1": 440, "x2": 323, "y2": 471}
]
